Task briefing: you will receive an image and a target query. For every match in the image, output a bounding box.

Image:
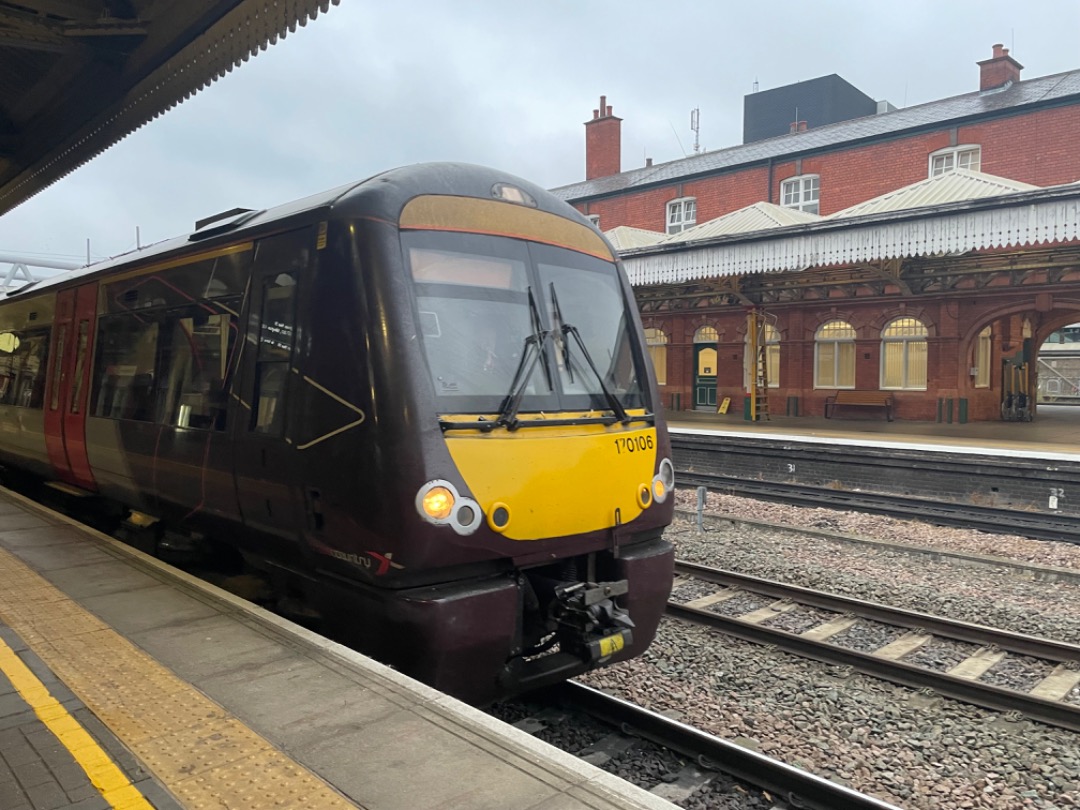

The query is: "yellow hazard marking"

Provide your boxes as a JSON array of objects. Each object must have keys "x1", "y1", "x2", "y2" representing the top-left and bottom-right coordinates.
[
  {"x1": 0, "y1": 636, "x2": 153, "y2": 810},
  {"x1": 598, "y1": 634, "x2": 625, "y2": 657},
  {"x1": 0, "y1": 508, "x2": 357, "y2": 809}
]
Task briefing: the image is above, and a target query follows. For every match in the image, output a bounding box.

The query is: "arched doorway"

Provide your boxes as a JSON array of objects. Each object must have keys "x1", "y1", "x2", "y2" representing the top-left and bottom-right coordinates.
[
  {"x1": 1038, "y1": 321, "x2": 1080, "y2": 405},
  {"x1": 693, "y1": 326, "x2": 718, "y2": 409}
]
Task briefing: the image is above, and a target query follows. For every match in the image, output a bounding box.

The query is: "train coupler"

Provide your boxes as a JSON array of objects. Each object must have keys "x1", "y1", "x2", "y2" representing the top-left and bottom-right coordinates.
[{"x1": 552, "y1": 580, "x2": 635, "y2": 662}]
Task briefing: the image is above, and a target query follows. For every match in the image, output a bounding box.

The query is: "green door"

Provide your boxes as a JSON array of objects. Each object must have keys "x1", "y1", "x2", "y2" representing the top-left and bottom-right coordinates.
[{"x1": 694, "y1": 344, "x2": 717, "y2": 409}]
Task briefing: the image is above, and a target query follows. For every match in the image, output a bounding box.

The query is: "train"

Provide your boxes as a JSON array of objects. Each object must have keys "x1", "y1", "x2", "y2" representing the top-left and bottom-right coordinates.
[{"x1": 0, "y1": 163, "x2": 675, "y2": 704}]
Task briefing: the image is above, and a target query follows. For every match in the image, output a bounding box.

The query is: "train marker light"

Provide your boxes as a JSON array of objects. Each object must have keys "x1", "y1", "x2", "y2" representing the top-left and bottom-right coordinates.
[
  {"x1": 488, "y1": 503, "x2": 511, "y2": 532},
  {"x1": 637, "y1": 483, "x2": 653, "y2": 509},
  {"x1": 652, "y1": 458, "x2": 674, "y2": 504}
]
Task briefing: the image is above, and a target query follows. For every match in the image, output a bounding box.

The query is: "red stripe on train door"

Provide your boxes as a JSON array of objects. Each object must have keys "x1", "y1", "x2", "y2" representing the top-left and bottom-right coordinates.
[{"x1": 43, "y1": 283, "x2": 98, "y2": 491}]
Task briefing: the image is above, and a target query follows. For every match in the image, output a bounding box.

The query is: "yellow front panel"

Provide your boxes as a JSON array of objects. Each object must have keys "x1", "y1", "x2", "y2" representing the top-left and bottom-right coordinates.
[{"x1": 446, "y1": 422, "x2": 658, "y2": 541}]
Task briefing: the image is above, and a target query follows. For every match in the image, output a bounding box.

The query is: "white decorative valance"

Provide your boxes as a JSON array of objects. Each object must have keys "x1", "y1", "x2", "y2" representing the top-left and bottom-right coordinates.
[{"x1": 623, "y1": 193, "x2": 1080, "y2": 285}]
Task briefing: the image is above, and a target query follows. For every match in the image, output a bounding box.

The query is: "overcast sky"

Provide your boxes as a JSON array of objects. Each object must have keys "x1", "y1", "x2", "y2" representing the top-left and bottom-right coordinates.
[{"x1": 3, "y1": 0, "x2": 1079, "y2": 269}]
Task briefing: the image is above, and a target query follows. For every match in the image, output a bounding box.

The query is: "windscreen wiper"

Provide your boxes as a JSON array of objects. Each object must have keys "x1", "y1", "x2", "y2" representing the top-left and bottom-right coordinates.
[
  {"x1": 495, "y1": 288, "x2": 553, "y2": 430},
  {"x1": 549, "y1": 284, "x2": 631, "y2": 425}
]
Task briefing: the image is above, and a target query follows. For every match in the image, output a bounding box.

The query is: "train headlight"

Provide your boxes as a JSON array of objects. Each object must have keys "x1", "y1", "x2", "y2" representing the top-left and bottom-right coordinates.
[
  {"x1": 423, "y1": 487, "x2": 454, "y2": 520},
  {"x1": 636, "y1": 483, "x2": 653, "y2": 509},
  {"x1": 417, "y1": 481, "x2": 456, "y2": 522},
  {"x1": 416, "y1": 480, "x2": 484, "y2": 535},
  {"x1": 652, "y1": 458, "x2": 675, "y2": 504}
]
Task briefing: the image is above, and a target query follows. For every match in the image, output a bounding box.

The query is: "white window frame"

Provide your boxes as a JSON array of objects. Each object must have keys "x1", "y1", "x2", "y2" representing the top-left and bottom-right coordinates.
[
  {"x1": 666, "y1": 197, "x2": 697, "y2": 234},
  {"x1": 644, "y1": 327, "x2": 668, "y2": 385},
  {"x1": 586, "y1": 214, "x2": 600, "y2": 227},
  {"x1": 880, "y1": 317, "x2": 929, "y2": 391},
  {"x1": 975, "y1": 326, "x2": 991, "y2": 388},
  {"x1": 814, "y1": 320, "x2": 856, "y2": 389},
  {"x1": 929, "y1": 145, "x2": 981, "y2": 177},
  {"x1": 744, "y1": 323, "x2": 780, "y2": 389},
  {"x1": 780, "y1": 175, "x2": 820, "y2": 214}
]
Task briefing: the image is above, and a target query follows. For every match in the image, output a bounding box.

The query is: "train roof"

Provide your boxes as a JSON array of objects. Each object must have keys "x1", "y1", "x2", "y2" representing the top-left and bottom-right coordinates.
[{"x1": 6, "y1": 163, "x2": 576, "y2": 300}]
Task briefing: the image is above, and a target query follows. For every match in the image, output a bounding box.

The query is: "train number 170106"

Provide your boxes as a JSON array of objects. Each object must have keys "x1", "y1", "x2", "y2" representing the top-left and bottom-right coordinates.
[{"x1": 614, "y1": 434, "x2": 654, "y2": 454}]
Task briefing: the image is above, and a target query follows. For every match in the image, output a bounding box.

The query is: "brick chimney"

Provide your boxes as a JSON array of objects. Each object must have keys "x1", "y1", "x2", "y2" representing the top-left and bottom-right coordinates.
[
  {"x1": 584, "y1": 95, "x2": 622, "y2": 180},
  {"x1": 977, "y1": 43, "x2": 1023, "y2": 91}
]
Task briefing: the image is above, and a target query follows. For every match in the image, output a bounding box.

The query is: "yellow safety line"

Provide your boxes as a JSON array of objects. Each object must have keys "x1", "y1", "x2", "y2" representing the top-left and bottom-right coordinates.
[
  {"x1": 0, "y1": 637, "x2": 153, "y2": 810},
  {"x1": 0, "y1": 534, "x2": 358, "y2": 809}
]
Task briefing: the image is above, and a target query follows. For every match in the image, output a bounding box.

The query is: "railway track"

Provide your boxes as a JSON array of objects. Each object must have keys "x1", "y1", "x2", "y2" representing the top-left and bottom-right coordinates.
[
  {"x1": 675, "y1": 471, "x2": 1080, "y2": 544},
  {"x1": 494, "y1": 680, "x2": 902, "y2": 809},
  {"x1": 670, "y1": 561, "x2": 1080, "y2": 733}
]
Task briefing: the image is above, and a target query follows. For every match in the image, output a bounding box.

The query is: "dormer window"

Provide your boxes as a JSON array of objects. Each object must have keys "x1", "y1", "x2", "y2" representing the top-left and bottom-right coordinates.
[
  {"x1": 930, "y1": 145, "x2": 981, "y2": 177},
  {"x1": 666, "y1": 198, "x2": 696, "y2": 234},
  {"x1": 781, "y1": 175, "x2": 819, "y2": 214}
]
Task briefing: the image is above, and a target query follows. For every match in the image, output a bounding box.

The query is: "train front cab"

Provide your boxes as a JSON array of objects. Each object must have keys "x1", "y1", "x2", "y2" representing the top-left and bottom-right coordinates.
[{"x1": 382, "y1": 190, "x2": 676, "y2": 702}]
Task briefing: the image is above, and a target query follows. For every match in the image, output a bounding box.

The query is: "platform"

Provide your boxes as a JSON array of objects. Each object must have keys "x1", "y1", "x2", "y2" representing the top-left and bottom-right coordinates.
[
  {"x1": 0, "y1": 488, "x2": 677, "y2": 810},
  {"x1": 666, "y1": 403, "x2": 1080, "y2": 461}
]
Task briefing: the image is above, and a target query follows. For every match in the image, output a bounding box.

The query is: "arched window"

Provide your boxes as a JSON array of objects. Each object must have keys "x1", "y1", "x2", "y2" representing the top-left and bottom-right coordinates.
[
  {"x1": 644, "y1": 328, "x2": 668, "y2": 385},
  {"x1": 781, "y1": 175, "x2": 820, "y2": 214},
  {"x1": 815, "y1": 320, "x2": 856, "y2": 389},
  {"x1": 881, "y1": 317, "x2": 928, "y2": 390},
  {"x1": 694, "y1": 326, "x2": 718, "y2": 343},
  {"x1": 666, "y1": 197, "x2": 697, "y2": 234},
  {"x1": 975, "y1": 326, "x2": 991, "y2": 388},
  {"x1": 929, "y1": 145, "x2": 981, "y2": 177},
  {"x1": 744, "y1": 323, "x2": 780, "y2": 389}
]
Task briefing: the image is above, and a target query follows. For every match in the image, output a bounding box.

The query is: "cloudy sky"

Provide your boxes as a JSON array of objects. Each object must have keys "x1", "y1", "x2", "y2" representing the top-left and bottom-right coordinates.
[{"x1": 2, "y1": 0, "x2": 1079, "y2": 269}]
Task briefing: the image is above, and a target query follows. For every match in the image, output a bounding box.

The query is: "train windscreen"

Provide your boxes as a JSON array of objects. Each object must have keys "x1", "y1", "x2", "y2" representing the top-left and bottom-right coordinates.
[{"x1": 405, "y1": 231, "x2": 646, "y2": 415}]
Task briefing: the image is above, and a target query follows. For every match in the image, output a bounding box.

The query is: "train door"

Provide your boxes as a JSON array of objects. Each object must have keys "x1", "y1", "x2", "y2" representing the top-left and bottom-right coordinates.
[
  {"x1": 43, "y1": 283, "x2": 98, "y2": 490},
  {"x1": 693, "y1": 343, "x2": 717, "y2": 409},
  {"x1": 231, "y1": 229, "x2": 310, "y2": 549}
]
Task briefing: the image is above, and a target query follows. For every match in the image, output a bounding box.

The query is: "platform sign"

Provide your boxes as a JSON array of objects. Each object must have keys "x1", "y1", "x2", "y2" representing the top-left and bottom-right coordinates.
[{"x1": 718, "y1": 397, "x2": 731, "y2": 414}]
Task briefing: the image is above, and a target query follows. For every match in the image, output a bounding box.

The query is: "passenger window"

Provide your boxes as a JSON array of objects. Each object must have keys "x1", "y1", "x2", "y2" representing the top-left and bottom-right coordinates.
[
  {"x1": 50, "y1": 326, "x2": 66, "y2": 411},
  {"x1": 91, "y1": 316, "x2": 160, "y2": 421},
  {"x1": 156, "y1": 312, "x2": 235, "y2": 430},
  {"x1": 0, "y1": 330, "x2": 49, "y2": 409},
  {"x1": 70, "y1": 321, "x2": 89, "y2": 414}
]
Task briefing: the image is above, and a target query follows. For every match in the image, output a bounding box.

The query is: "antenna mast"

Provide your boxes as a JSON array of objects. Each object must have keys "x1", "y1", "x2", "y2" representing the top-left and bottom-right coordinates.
[{"x1": 690, "y1": 108, "x2": 701, "y2": 154}]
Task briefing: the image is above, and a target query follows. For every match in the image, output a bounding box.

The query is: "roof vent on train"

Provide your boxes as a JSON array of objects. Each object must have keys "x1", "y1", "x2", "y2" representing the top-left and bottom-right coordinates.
[{"x1": 189, "y1": 207, "x2": 264, "y2": 241}]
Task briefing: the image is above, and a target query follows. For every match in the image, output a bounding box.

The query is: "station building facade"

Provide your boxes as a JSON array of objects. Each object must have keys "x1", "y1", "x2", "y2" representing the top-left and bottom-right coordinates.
[{"x1": 552, "y1": 46, "x2": 1080, "y2": 422}]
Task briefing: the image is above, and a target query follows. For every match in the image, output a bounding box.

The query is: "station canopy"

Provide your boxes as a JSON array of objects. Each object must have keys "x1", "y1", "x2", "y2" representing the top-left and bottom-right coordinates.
[{"x1": 0, "y1": 0, "x2": 336, "y2": 217}]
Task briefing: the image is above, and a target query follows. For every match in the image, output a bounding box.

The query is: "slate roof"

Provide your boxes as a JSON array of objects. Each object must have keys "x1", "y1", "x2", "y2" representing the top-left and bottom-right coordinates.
[{"x1": 552, "y1": 69, "x2": 1080, "y2": 203}]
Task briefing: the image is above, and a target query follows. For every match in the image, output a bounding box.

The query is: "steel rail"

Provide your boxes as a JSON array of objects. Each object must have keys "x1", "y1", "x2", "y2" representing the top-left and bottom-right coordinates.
[
  {"x1": 675, "y1": 561, "x2": 1080, "y2": 663},
  {"x1": 549, "y1": 680, "x2": 903, "y2": 810},
  {"x1": 674, "y1": 507, "x2": 1080, "y2": 587},
  {"x1": 676, "y1": 471, "x2": 1080, "y2": 544},
  {"x1": 669, "y1": 563, "x2": 1080, "y2": 733}
]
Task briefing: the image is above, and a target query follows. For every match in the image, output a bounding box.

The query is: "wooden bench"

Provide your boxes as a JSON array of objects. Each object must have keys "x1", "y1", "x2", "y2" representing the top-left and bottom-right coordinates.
[{"x1": 824, "y1": 390, "x2": 894, "y2": 421}]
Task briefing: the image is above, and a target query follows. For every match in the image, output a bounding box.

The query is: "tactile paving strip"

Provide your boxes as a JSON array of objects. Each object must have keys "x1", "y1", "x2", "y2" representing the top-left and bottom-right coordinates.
[{"x1": 0, "y1": 544, "x2": 360, "y2": 809}]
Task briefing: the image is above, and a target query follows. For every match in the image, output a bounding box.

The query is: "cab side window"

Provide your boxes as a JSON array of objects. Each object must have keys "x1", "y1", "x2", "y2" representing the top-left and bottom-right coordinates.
[{"x1": 252, "y1": 273, "x2": 297, "y2": 435}]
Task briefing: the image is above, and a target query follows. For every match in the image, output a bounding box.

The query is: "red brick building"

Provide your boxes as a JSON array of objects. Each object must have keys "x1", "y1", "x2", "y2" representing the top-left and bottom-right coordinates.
[{"x1": 553, "y1": 46, "x2": 1080, "y2": 422}]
